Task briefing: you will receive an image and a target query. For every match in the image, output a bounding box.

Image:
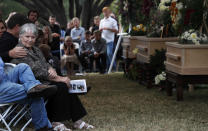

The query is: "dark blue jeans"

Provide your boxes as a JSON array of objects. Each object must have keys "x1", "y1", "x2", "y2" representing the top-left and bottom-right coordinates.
[{"x1": 107, "y1": 41, "x2": 116, "y2": 70}]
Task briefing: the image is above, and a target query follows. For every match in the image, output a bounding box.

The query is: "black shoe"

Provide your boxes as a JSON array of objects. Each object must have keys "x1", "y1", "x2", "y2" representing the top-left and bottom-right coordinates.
[{"x1": 27, "y1": 84, "x2": 57, "y2": 98}]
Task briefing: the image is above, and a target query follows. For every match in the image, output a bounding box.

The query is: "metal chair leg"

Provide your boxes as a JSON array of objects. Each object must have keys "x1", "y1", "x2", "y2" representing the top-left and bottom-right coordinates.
[{"x1": 20, "y1": 118, "x2": 32, "y2": 131}]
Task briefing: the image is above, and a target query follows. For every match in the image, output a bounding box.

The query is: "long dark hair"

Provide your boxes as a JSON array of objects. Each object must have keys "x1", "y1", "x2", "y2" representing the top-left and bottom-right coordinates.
[{"x1": 0, "y1": 19, "x2": 7, "y2": 30}]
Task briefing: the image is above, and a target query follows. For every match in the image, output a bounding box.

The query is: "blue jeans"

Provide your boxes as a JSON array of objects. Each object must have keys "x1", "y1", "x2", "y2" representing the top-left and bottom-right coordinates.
[
  {"x1": 0, "y1": 63, "x2": 52, "y2": 130},
  {"x1": 107, "y1": 41, "x2": 116, "y2": 70}
]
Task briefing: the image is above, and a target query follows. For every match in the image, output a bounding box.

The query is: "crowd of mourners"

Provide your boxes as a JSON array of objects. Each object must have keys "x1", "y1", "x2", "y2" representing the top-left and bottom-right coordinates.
[{"x1": 0, "y1": 6, "x2": 119, "y2": 131}]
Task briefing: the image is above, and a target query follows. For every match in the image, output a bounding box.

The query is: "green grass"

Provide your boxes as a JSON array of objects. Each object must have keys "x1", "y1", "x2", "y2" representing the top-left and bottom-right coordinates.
[{"x1": 3, "y1": 73, "x2": 208, "y2": 131}]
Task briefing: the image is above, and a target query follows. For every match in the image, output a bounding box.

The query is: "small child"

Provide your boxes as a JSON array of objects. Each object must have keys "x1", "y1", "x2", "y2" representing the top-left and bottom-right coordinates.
[{"x1": 80, "y1": 31, "x2": 94, "y2": 72}]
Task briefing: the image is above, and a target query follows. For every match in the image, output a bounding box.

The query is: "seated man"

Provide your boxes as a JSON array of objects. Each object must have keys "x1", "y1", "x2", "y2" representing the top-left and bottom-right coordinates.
[
  {"x1": 80, "y1": 31, "x2": 94, "y2": 72},
  {"x1": 92, "y1": 30, "x2": 107, "y2": 74},
  {"x1": 0, "y1": 57, "x2": 57, "y2": 130}
]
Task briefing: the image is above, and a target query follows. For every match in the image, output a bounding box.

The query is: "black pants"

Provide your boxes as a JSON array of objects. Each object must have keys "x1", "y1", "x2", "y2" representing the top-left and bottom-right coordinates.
[
  {"x1": 94, "y1": 53, "x2": 106, "y2": 73},
  {"x1": 80, "y1": 54, "x2": 94, "y2": 71},
  {"x1": 46, "y1": 82, "x2": 87, "y2": 122}
]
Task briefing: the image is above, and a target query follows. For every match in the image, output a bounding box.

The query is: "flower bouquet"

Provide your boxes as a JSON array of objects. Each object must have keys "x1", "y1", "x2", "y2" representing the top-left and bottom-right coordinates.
[
  {"x1": 179, "y1": 29, "x2": 208, "y2": 45},
  {"x1": 130, "y1": 24, "x2": 147, "y2": 36},
  {"x1": 154, "y1": 72, "x2": 166, "y2": 85},
  {"x1": 147, "y1": 0, "x2": 184, "y2": 37}
]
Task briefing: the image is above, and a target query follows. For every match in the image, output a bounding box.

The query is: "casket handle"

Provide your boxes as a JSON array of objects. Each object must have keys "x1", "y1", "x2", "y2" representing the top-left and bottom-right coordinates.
[
  {"x1": 166, "y1": 53, "x2": 181, "y2": 61},
  {"x1": 137, "y1": 45, "x2": 148, "y2": 52}
]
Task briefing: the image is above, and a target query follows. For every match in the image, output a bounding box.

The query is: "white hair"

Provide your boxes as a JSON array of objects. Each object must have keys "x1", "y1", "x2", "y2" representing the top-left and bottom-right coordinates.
[{"x1": 19, "y1": 23, "x2": 38, "y2": 37}]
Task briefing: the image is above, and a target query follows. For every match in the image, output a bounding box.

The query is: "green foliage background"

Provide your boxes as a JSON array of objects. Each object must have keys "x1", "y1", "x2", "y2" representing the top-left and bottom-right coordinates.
[{"x1": 0, "y1": 0, "x2": 28, "y2": 20}]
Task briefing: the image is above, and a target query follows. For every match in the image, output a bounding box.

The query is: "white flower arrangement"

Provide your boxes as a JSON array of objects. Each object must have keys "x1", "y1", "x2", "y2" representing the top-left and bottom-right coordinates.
[
  {"x1": 123, "y1": 1, "x2": 128, "y2": 11},
  {"x1": 158, "y1": 1, "x2": 170, "y2": 11},
  {"x1": 180, "y1": 29, "x2": 208, "y2": 45},
  {"x1": 176, "y1": 2, "x2": 183, "y2": 10},
  {"x1": 161, "y1": 0, "x2": 171, "y2": 4},
  {"x1": 155, "y1": 72, "x2": 166, "y2": 85},
  {"x1": 158, "y1": 0, "x2": 182, "y2": 11}
]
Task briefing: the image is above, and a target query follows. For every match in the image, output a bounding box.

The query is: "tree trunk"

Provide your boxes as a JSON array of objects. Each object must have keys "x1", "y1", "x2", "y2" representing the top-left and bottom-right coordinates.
[
  {"x1": 13, "y1": 0, "x2": 114, "y2": 29},
  {"x1": 75, "y1": 0, "x2": 82, "y2": 17},
  {"x1": 81, "y1": 0, "x2": 93, "y2": 29},
  {"x1": 81, "y1": 0, "x2": 114, "y2": 29},
  {"x1": 68, "y1": 0, "x2": 74, "y2": 19}
]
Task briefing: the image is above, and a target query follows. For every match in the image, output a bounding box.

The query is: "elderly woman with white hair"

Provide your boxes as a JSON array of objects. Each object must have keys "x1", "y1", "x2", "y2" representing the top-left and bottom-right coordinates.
[{"x1": 11, "y1": 23, "x2": 94, "y2": 131}]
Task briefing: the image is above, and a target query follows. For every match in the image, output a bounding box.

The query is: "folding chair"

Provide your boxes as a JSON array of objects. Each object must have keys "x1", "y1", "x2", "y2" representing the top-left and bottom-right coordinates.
[
  {"x1": 0, "y1": 63, "x2": 32, "y2": 131},
  {"x1": 1, "y1": 63, "x2": 51, "y2": 130},
  {"x1": 0, "y1": 104, "x2": 13, "y2": 131},
  {"x1": 20, "y1": 100, "x2": 48, "y2": 131},
  {"x1": 0, "y1": 63, "x2": 16, "y2": 131}
]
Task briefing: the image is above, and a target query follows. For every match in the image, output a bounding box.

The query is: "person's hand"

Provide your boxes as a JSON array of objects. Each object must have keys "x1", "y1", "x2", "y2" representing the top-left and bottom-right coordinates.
[
  {"x1": 60, "y1": 37, "x2": 65, "y2": 42},
  {"x1": 77, "y1": 36, "x2": 81, "y2": 40},
  {"x1": 52, "y1": 33, "x2": 60, "y2": 38},
  {"x1": 100, "y1": 28, "x2": 107, "y2": 31},
  {"x1": 94, "y1": 52, "x2": 99, "y2": 58},
  {"x1": 90, "y1": 35, "x2": 95, "y2": 40},
  {"x1": 70, "y1": 48, "x2": 75, "y2": 55},
  {"x1": 48, "y1": 68, "x2": 57, "y2": 79},
  {"x1": 9, "y1": 47, "x2": 27, "y2": 58},
  {"x1": 102, "y1": 27, "x2": 110, "y2": 31},
  {"x1": 54, "y1": 76, "x2": 70, "y2": 88},
  {"x1": 84, "y1": 51, "x2": 88, "y2": 55},
  {"x1": 49, "y1": 75, "x2": 70, "y2": 88},
  {"x1": 61, "y1": 77, "x2": 71, "y2": 88},
  {"x1": 65, "y1": 47, "x2": 70, "y2": 55}
]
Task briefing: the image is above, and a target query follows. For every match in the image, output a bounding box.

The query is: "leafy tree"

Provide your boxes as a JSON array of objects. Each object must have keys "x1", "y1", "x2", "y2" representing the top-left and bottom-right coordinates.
[
  {"x1": 0, "y1": 0, "x2": 28, "y2": 20},
  {"x1": 12, "y1": 0, "x2": 114, "y2": 28}
]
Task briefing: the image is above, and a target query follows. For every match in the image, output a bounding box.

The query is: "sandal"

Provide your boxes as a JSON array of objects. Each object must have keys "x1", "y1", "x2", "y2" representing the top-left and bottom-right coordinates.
[
  {"x1": 74, "y1": 121, "x2": 94, "y2": 130},
  {"x1": 52, "y1": 122, "x2": 71, "y2": 131}
]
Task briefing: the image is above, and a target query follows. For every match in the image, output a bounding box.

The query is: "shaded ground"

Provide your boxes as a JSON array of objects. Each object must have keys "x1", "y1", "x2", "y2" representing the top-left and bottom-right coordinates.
[{"x1": 3, "y1": 73, "x2": 208, "y2": 131}]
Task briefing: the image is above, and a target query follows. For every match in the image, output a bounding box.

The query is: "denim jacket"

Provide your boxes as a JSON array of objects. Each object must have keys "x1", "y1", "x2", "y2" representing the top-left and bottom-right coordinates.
[{"x1": 0, "y1": 57, "x2": 6, "y2": 82}]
